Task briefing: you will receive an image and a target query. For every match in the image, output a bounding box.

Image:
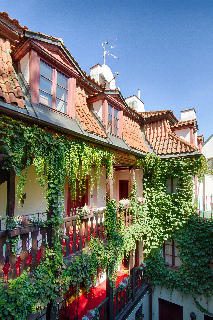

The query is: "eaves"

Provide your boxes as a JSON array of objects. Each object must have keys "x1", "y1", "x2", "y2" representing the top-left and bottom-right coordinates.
[{"x1": 0, "y1": 101, "x2": 148, "y2": 158}]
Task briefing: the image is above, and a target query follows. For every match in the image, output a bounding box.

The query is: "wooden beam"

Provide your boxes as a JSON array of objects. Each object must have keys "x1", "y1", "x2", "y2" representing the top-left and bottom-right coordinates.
[
  {"x1": 6, "y1": 168, "x2": 15, "y2": 217},
  {"x1": 129, "y1": 250, "x2": 136, "y2": 302},
  {"x1": 106, "y1": 269, "x2": 115, "y2": 320},
  {"x1": 129, "y1": 167, "x2": 135, "y2": 195}
]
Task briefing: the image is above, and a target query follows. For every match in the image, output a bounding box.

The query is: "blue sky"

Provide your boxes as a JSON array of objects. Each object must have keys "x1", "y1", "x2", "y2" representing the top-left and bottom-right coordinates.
[{"x1": 1, "y1": 0, "x2": 213, "y2": 140}]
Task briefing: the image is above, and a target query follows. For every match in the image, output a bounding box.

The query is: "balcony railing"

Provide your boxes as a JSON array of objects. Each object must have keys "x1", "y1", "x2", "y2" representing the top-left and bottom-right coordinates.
[
  {"x1": 0, "y1": 208, "x2": 106, "y2": 281},
  {"x1": 57, "y1": 265, "x2": 148, "y2": 320}
]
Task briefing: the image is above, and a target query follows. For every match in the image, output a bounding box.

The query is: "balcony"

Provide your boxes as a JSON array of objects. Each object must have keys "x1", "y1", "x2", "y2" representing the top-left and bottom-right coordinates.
[
  {"x1": 57, "y1": 264, "x2": 148, "y2": 320},
  {"x1": 0, "y1": 208, "x2": 106, "y2": 281}
]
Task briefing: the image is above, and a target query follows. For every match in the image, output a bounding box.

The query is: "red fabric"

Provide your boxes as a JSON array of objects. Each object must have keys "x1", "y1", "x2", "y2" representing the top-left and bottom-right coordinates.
[
  {"x1": 15, "y1": 256, "x2": 22, "y2": 276},
  {"x1": 3, "y1": 263, "x2": 10, "y2": 276},
  {"x1": 37, "y1": 249, "x2": 42, "y2": 265},
  {"x1": 59, "y1": 271, "x2": 128, "y2": 320},
  {"x1": 26, "y1": 253, "x2": 32, "y2": 267}
]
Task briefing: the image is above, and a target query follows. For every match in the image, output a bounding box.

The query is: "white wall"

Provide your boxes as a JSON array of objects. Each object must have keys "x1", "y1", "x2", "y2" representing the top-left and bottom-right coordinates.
[
  {"x1": 15, "y1": 165, "x2": 47, "y2": 216},
  {"x1": 198, "y1": 136, "x2": 213, "y2": 214},
  {"x1": 90, "y1": 167, "x2": 106, "y2": 208},
  {"x1": 174, "y1": 128, "x2": 191, "y2": 143},
  {"x1": 197, "y1": 181, "x2": 204, "y2": 212},
  {"x1": 90, "y1": 64, "x2": 116, "y2": 89},
  {"x1": 135, "y1": 169, "x2": 143, "y2": 197},
  {"x1": 0, "y1": 165, "x2": 47, "y2": 218},
  {"x1": 125, "y1": 96, "x2": 145, "y2": 113},
  {"x1": 126, "y1": 291, "x2": 149, "y2": 320},
  {"x1": 203, "y1": 175, "x2": 213, "y2": 213},
  {"x1": 93, "y1": 100, "x2": 103, "y2": 120},
  {"x1": 181, "y1": 109, "x2": 196, "y2": 121},
  {"x1": 203, "y1": 136, "x2": 213, "y2": 159},
  {"x1": 20, "y1": 52, "x2": 30, "y2": 83},
  {"x1": 152, "y1": 286, "x2": 213, "y2": 320}
]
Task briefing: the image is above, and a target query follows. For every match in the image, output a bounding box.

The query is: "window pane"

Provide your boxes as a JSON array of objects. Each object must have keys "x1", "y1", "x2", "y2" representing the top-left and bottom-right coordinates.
[
  {"x1": 114, "y1": 127, "x2": 118, "y2": 136},
  {"x1": 108, "y1": 105, "x2": 112, "y2": 114},
  {"x1": 57, "y1": 72, "x2": 68, "y2": 88},
  {"x1": 56, "y1": 85, "x2": 67, "y2": 102},
  {"x1": 108, "y1": 124, "x2": 112, "y2": 134},
  {"x1": 39, "y1": 90, "x2": 52, "y2": 107},
  {"x1": 114, "y1": 109, "x2": 119, "y2": 119},
  {"x1": 56, "y1": 98, "x2": 67, "y2": 113},
  {"x1": 40, "y1": 61, "x2": 52, "y2": 79},
  {"x1": 40, "y1": 76, "x2": 52, "y2": 94}
]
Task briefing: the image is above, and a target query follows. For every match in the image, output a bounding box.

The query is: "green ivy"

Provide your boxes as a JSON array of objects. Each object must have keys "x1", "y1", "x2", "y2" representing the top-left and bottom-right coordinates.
[{"x1": 0, "y1": 115, "x2": 210, "y2": 318}]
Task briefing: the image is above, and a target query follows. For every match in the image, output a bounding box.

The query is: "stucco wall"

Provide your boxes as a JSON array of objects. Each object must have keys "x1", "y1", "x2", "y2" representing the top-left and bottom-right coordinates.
[
  {"x1": 152, "y1": 286, "x2": 213, "y2": 320},
  {"x1": 198, "y1": 136, "x2": 213, "y2": 214},
  {"x1": 203, "y1": 136, "x2": 213, "y2": 159},
  {"x1": 0, "y1": 165, "x2": 47, "y2": 219},
  {"x1": 90, "y1": 167, "x2": 106, "y2": 208},
  {"x1": 126, "y1": 291, "x2": 149, "y2": 320},
  {"x1": 20, "y1": 52, "x2": 30, "y2": 83},
  {"x1": 15, "y1": 165, "x2": 47, "y2": 216},
  {"x1": 93, "y1": 100, "x2": 102, "y2": 120},
  {"x1": 174, "y1": 128, "x2": 190, "y2": 143}
]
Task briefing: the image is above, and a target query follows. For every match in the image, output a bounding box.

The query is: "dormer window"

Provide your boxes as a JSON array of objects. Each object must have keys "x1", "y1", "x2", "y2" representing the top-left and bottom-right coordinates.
[
  {"x1": 56, "y1": 73, "x2": 68, "y2": 113},
  {"x1": 108, "y1": 105, "x2": 119, "y2": 136},
  {"x1": 39, "y1": 61, "x2": 68, "y2": 113}
]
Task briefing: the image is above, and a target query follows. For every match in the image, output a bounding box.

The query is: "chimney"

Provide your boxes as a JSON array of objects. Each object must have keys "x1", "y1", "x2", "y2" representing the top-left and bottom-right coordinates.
[{"x1": 137, "y1": 89, "x2": 140, "y2": 100}]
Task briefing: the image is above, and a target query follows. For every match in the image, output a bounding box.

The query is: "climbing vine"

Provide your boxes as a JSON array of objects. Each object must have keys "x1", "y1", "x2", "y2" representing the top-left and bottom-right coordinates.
[
  {"x1": 0, "y1": 115, "x2": 211, "y2": 318},
  {"x1": 145, "y1": 216, "x2": 213, "y2": 315}
]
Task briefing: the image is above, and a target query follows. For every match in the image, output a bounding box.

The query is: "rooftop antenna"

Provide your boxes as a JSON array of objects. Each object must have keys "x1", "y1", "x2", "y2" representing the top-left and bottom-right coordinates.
[{"x1": 102, "y1": 38, "x2": 119, "y2": 65}]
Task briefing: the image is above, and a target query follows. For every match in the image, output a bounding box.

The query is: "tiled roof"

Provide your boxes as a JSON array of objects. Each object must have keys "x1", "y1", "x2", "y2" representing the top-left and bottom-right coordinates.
[
  {"x1": 171, "y1": 119, "x2": 197, "y2": 130},
  {"x1": 197, "y1": 134, "x2": 204, "y2": 141},
  {"x1": 0, "y1": 38, "x2": 25, "y2": 108},
  {"x1": 140, "y1": 110, "x2": 179, "y2": 122},
  {"x1": 145, "y1": 119, "x2": 198, "y2": 155},
  {"x1": 0, "y1": 12, "x2": 27, "y2": 31},
  {"x1": 75, "y1": 86, "x2": 107, "y2": 138},
  {"x1": 123, "y1": 116, "x2": 149, "y2": 153}
]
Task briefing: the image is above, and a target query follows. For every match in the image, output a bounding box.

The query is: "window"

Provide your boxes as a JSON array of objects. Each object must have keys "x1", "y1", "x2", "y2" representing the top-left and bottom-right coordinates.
[
  {"x1": 119, "y1": 180, "x2": 129, "y2": 200},
  {"x1": 39, "y1": 61, "x2": 68, "y2": 113},
  {"x1": 56, "y1": 72, "x2": 68, "y2": 113},
  {"x1": 108, "y1": 105, "x2": 119, "y2": 136},
  {"x1": 208, "y1": 158, "x2": 213, "y2": 170},
  {"x1": 67, "y1": 180, "x2": 88, "y2": 216},
  {"x1": 39, "y1": 61, "x2": 53, "y2": 107},
  {"x1": 135, "y1": 304, "x2": 144, "y2": 320},
  {"x1": 166, "y1": 177, "x2": 178, "y2": 194}
]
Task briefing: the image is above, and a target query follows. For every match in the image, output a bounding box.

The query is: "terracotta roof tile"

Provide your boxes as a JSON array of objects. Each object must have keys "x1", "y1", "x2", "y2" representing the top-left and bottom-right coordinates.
[
  {"x1": 0, "y1": 12, "x2": 27, "y2": 31},
  {"x1": 197, "y1": 134, "x2": 204, "y2": 141},
  {"x1": 171, "y1": 119, "x2": 197, "y2": 130},
  {"x1": 75, "y1": 86, "x2": 107, "y2": 138},
  {"x1": 123, "y1": 116, "x2": 149, "y2": 153},
  {"x1": 140, "y1": 110, "x2": 179, "y2": 122},
  {"x1": 0, "y1": 38, "x2": 25, "y2": 108},
  {"x1": 145, "y1": 119, "x2": 198, "y2": 155}
]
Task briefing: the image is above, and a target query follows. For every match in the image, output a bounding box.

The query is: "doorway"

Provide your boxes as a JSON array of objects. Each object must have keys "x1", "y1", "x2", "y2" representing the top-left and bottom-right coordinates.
[
  {"x1": 119, "y1": 180, "x2": 129, "y2": 200},
  {"x1": 159, "y1": 298, "x2": 183, "y2": 320}
]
